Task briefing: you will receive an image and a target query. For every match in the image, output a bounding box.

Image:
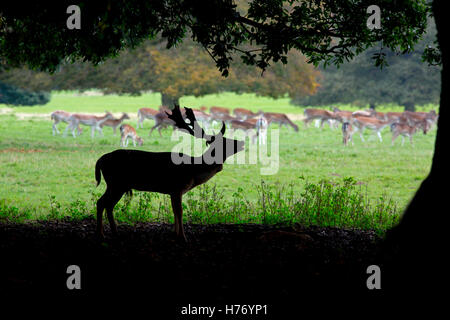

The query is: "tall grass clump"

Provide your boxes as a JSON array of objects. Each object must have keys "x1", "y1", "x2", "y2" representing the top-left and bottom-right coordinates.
[{"x1": 2, "y1": 178, "x2": 400, "y2": 233}]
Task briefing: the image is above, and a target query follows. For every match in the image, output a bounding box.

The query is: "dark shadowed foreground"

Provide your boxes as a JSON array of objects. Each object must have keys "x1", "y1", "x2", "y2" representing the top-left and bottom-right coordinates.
[{"x1": 1, "y1": 219, "x2": 402, "y2": 316}]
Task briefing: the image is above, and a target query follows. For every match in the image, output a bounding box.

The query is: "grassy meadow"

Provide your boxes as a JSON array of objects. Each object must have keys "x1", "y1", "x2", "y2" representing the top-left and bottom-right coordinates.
[{"x1": 0, "y1": 91, "x2": 437, "y2": 232}]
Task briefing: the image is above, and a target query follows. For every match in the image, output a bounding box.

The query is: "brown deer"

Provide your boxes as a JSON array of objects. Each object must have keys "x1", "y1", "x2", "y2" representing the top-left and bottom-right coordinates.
[
  {"x1": 100, "y1": 113, "x2": 130, "y2": 135},
  {"x1": 137, "y1": 108, "x2": 159, "y2": 129},
  {"x1": 264, "y1": 112, "x2": 299, "y2": 132},
  {"x1": 303, "y1": 108, "x2": 337, "y2": 129},
  {"x1": 233, "y1": 108, "x2": 262, "y2": 120},
  {"x1": 149, "y1": 112, "x2": 177, "y2": 136},
  {"x1": 210, "y1": 106, "x2": 230, "y2": 117},
  {"x1": 95, "y1": 105, "x2": 245, "y2": 241},
  {"x1": 342, "y1": 122, "x2": 354, "y2": 146},
  {"x1": 120, "y1": 124, "x2": 143, "y2": 147},
  {"x1": 229, "y1": 119, "x2": 258, "y2": 144},
  {"x1": 390, "y1": 122, "x2": 417, "y2": 146}
]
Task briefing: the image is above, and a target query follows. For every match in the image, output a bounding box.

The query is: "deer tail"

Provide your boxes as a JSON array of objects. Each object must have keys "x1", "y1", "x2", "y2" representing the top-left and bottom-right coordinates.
[
  {"x1": 95, "y1": 158, "x2": 103, "y2": 187},
  {"x1": 390, "y1": 122, "x2": 397, "y2": 132}
]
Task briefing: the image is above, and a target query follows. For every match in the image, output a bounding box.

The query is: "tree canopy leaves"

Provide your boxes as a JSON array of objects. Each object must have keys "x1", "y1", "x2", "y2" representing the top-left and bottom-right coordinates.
[{"x1": 0, "y1": 0, "x2": 436, "y2": 76}]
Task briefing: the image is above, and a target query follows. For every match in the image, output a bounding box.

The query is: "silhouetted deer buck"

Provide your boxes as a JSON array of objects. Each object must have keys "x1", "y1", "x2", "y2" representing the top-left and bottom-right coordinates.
[{"x1": 95, "y1": 105, "x2": 245, "y2": 241}]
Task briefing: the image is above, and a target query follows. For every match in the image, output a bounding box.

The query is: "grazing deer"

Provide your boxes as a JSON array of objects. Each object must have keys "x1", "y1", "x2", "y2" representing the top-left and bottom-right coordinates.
[
  {"x1": 264, "y1": 112, "x2": 299, "y2": 132},
  {"x1": 303, "y1": 108, "x2": 337, "y2": 129},
  {"x1": 233, "y1": 108, "x2": 262, "y2": 120},
  {"x1": 50, "y1": 110, "x2": 83, "y2": 136},
  {"x1": 95, "y1": 105, "x2": 245, "y2": 241},
  {"x1": 65, "y1": 112, "x2": 114, "y2": 138},
  {"x1": 100, "y1": 113, "x2": 130, "y2": 135},
  {"x1": 137, "y1": 108, "x2": 159, "y2": 129},
  {"x1": 352, "y1": 116, "x2": 392, "y2": 142},
  {"x1": 210, "y1": 106, "x2": 231, "y2": 117},
  {"x1": 120, "y1": 124, "x2": 143, "y2": 147},
  {"x1": 342, "y1": 122, "x2": 354, "y2": 146},
  {"x1": 390, "y1": 122, "x2": 417, "y2": 146}
]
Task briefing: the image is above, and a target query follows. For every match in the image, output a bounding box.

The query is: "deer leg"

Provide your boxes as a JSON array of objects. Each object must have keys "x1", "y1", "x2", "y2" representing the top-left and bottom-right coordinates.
[
  {"x1": 96, "y1": 191, "x2": 109, "y2": 238},
  {"x1": 91, "y1": 126, "x2": 95, "y2": 138},
  {"x1": 105, "y1": 190, "x2": 124, "y2": 236},
  {"x1": 149, "y1": 124, "x2": 158, "y2": 136},
  {"x1": 170, "y1": 193, "x2": 186, "y2": 241},
  {"x1": 113, "y1": 127, "x2": 117, "y2": 136},
  {"x1": 377, "y1": 131, "x2": 383, "y2": 142},
  {"x1": 52, "y1": 121, "x2": 59, "y2": 135}
]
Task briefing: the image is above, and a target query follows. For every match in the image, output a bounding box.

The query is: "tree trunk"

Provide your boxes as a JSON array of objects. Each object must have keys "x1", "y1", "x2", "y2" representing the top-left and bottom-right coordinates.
[
  {"x1": 161, "y1": 93, "x2": 179, "y2": 109},
  {"x1": 384, "y1": 0, "x2": 449, "y2": 294},
  {"x1": 403, "y1": 101, "x2": 416, "y2": 112}
]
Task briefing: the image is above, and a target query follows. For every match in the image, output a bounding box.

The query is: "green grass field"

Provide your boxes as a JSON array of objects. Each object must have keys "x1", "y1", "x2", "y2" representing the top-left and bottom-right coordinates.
[{"x1": 0, "y1": 91, "x2": 437, "y2": 231}]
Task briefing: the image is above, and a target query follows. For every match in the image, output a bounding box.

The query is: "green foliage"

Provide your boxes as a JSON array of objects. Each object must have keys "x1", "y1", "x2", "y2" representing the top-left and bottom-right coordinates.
[
  {"x1": 293, "y1": 21, "x2": 441, "y2": 108},
  {"x1": 0, "y1": 200, "x2": 32, "y2": 222},
  {"x1": 0, "y1": 179, "x2": 400, "y2": 233},
  {"x1": 0, "y1": 82, "x2": 50, "y2": 106},
  {"x1": 0, "y1": 1, "x2": 433, "y2": 76}
]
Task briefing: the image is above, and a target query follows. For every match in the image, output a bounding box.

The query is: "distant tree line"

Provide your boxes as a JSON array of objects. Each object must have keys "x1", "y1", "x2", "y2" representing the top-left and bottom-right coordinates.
[
  {"x1": 291, "y1": 22, "x2": 441, "y2": 111},
  {"x1": 0, "y1": 38, "x2": 319, "y2": 107}
]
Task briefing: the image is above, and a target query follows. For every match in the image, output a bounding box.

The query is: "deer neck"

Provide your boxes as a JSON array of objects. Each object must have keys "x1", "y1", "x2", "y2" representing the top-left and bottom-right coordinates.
[{"x1": 98, "y1": 115, "x2": 110, "y2": 125}]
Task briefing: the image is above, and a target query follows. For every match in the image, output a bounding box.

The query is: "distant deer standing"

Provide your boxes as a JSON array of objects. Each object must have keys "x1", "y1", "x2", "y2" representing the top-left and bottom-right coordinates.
[
  {"x1": 95, "y1": 105, "x2": 245, "y2": 241},
  {"x1": 100, "y1": 113, "x2": 130, "y2": 135},
  {"x1": 342, "y1": 122, "x2": 354, "y2": 146}
]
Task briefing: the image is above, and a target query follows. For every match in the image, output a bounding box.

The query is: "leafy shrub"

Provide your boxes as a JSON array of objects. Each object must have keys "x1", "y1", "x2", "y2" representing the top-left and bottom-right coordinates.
[{"x1": 0, "y1": 82, "x2": 50, "y2": 106}]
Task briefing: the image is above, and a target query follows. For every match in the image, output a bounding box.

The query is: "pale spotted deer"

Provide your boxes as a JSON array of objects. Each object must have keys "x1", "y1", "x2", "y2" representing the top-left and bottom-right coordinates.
[
  {"x1": 50, "y1": 110, "x2": 82, "y2": 136},
  {"x1": 100, "y1": 113, "x2": 130, "y2": 135},
  {"x1": 65, "y1": 112, "x2": 114, "y2": 138},
  {"x1": 352, "y1": 116, "x2": 392, "y2": 142},
  {"x1": 95, "y1": 105, "x2": 245, "y2": 241},
  {"x1": 120, "y1": 124, "x2": 143, "y2": 147}
]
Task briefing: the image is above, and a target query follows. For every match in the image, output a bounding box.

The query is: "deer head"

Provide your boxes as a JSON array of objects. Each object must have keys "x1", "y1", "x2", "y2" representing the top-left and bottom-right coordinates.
[{"x1": 167, "y1": 104, "x2": 244, "y2": 164}]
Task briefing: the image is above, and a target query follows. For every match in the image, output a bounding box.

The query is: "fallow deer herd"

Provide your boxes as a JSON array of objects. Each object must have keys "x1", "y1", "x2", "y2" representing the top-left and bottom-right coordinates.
[
  {"x1": 50, "y1": 105, "x2": 437, "y2": 148},
  {"x1": 303, "y1": 107, "x2": 437, "y2": 146}
]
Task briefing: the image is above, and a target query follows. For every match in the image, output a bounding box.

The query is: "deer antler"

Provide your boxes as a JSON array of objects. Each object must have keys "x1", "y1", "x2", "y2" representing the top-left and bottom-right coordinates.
[{"x1": 167, "y1": 104, "x2": 212, "y2": 141}]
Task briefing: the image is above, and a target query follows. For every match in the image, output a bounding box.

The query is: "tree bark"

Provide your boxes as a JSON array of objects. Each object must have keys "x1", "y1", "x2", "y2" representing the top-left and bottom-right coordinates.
[
  {"x1": 161, "y1": 93, "x2": 179, "y2": 109},
  {"x1": 403, "y1": 101, "x2": 416, "y2": 112},
  {"x1": 384, "y1": 0, "x2": 449, "y2": 294}
]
